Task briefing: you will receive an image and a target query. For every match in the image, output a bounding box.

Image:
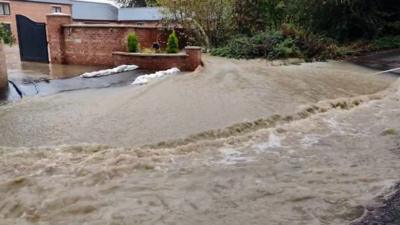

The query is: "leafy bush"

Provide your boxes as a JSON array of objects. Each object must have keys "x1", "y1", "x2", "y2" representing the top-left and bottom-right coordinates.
[
  {"x1": 0, "y1": 24, "x2": 14, "y2": 45},
  {"x1": 211, "y1": 25, "x2": 341, "y2": 61},
  {"x1": 166, "y1": 31, "x2": 179, "y2": 53},
  {"x1": 372, "y1": 36, "x2": 400, "y2": 50},
  {"x1": 127, "y1": 33, "x2": 139, "y2": 53},
  {"x1": 210, "y1": 35, "x2": 257, "y2": 59},
  {"x1": 268, "y1": 38, "x2": 300, "y2": 59}
]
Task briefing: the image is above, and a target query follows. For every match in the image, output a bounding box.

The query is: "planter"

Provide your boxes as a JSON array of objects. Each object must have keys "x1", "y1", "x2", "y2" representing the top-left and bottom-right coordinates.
[{"x1": 112, "y1": 47, "x2": 202, "y2": 71}]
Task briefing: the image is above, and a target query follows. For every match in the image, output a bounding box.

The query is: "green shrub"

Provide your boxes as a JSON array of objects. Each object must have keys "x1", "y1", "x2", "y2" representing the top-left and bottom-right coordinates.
[
  {"x1": 166, "y1": 31, "x2": 179, "y2": 53},
  {"x1": 211, "y1": 25, "x2": 349, "y2": 61},
  {"x1": 268, "y1": 38, "x2": 300, "y2": 59},
  {"x1": 0, "y1": 24, "x2": 14, "y2": 45},
  {"x1": 127, "y1": 33, "x2": 139, "y2": 53},
  {"x1": 372, "y1": 36, "x2": 400, "y2": 50}
]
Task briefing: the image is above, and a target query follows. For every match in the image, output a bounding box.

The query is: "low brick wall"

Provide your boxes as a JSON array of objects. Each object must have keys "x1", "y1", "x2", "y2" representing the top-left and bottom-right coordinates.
[
  {"x1": 62, "y1": 24, "x2": 168, "y2": 66},
  {"x1": 46, "y1": 14, "x2": 202, "y2": 71},
  {"x1": 47, "y1": 14, "x2": 169, "y2": 66},
  {"x1": 113, "y1": 47, "x2": 202, "y2": 71}
]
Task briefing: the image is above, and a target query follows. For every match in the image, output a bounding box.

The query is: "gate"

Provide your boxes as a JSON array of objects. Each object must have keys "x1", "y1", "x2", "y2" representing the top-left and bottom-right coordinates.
[{"x1": 16, "y1": 15, "x2": 49, "y2": 63}]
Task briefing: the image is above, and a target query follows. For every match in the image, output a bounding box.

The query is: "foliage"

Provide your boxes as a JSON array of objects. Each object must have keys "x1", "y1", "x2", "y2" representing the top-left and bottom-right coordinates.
[
  {"x1": 0, "y1": 24, "x2": 14, "y2": 45},
  {"x1": 269, "y1": 38, "x2": 299, "y2": 59},
  {"x1": 371, "y1": 36, "x2": 400, "y2": 50},
  {"x1": 127, "y1": 33, "x2": 139, "y2": 53},
  {"x1": 211, "y1": 25, "x2": 342, "y2": 61},
  {"x1": 157, "y1": 0, "x2": 234, "y2": 48},
  {"x1": 115, "y1": 0, "x2": 157, "y2": 7},
  {"x1": 158, "y1": 0, "x2": 399, "y2": 60},
  {"x1": 166, "y1": 31, "x2": 179, "y2": 53}
]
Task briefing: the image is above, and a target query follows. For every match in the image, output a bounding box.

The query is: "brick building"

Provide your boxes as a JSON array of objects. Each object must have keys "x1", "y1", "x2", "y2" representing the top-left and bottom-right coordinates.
[
  {"x1": 0, "y1": 0, "x2": 166, "y2": 41},
  {"x1": 0, "y1": 0, "x2": 72, "y2": 39}
]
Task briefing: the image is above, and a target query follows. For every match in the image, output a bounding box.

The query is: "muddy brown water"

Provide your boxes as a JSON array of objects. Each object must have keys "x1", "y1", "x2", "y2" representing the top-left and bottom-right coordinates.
[
  {"x1": 2, "y1": 46, "x2": 152, "y2": 102},
  {"x1": 0, "y1": 52, "x2": 399, "y2": 225}
]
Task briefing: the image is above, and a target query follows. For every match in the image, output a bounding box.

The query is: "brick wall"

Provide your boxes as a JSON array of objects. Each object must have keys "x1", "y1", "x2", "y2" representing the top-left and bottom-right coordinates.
[
  {"x1": 47, "y1": 15, "x2": 202, "y2": 71},
  {"x1": 46, "y1": 14, "x2": 72, "y2": 64},
  {"x1": 61, "y1": 24, "x2": 167, "y2": 66},
  {"x1": 0, "y1": 0, "x2": 71, "y2": 42},
  {"x1": 113, "y1": 47, "x2": 202, "y2": 71}
]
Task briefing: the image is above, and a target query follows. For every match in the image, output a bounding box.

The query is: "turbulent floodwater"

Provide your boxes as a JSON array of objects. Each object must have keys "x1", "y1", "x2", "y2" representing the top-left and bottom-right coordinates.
[
  {"x1": 0, "y1": 57, "x2": 396, "y2": 147},
  {"x1": 0, "y1": 56, "x2": 399, "y2": 225},
  {"x1": 0, "y1": 80, "x2": 400, "y2": 225}
]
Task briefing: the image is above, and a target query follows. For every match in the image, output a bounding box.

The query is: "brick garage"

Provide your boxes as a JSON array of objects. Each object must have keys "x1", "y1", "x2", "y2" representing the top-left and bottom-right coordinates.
[{"x1": 47, "y1": 14, "x2": 202, "y2": 71}]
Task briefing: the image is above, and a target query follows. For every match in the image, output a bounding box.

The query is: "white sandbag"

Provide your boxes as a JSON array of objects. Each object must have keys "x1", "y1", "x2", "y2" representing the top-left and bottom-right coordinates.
[
  {"x1": 132, "y1": 68, "x2": 180, "y2": 85},
  {"x1": 80, "y1": 65, "x2": 138, "y2": 78}
]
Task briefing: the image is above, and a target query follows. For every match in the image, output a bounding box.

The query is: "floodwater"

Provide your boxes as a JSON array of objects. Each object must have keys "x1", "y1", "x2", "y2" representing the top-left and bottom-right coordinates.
[
  {"x1": 5, "y1": 46, "x2": 107, "y2": 80},
  {"x1": 0, "y1": 53, "x2": 399, "y2": 225},
  {"x1": 0, "y1": 56, "x2": 396, "y2": 147},
  {"x1": 2, "y1": 46, "x2": 150, "y2": 102}
]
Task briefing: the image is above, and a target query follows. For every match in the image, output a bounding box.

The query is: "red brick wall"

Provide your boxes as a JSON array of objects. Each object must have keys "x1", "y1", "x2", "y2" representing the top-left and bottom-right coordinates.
[
  {"x1": 113, "y1": 47, "x2": 202, "y2": 71},
  {"x1": 61, "y1": 24, "x2": 168, "y2": 66},
  {"x1": 46, "y1": 15, "x2": 202, "y2": 71},
  {"x1": 0, "y1": 0, "x2": 71, "y2": 42},
  {"x1": 46, "y1": 14, "x2": 72, "y2": 64}
]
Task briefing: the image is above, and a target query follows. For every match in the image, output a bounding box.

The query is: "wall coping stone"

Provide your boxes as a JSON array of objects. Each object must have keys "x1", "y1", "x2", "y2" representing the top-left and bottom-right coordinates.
[
  {"x1": 185, "y1": 46, "x2": 202, "y2": 50},
  {"x1": 46, "y1": 13, "x2": 72, "y2": 17},
  {"x1": 63, "y1": 24, "x2": 160, "y2": 29},
  {"x1": 112, "y1": 51, "x2": 188, "y2": 57}
]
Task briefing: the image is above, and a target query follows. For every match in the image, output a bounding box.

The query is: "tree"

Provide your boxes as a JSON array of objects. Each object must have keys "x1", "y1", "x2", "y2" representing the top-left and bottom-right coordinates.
[
  {"x1": 293, "y1": 0, "x2": 400, "y2": 41},
  {"x1": 166, "y1": 30, "x2": 179, "y2": 53},
  {"x1": 127, "y1": 32, "x2": 139, "y2": 52},
  {"x1": 157, "y1": 0, "x2": 234, "y2": 48},
  {"x1": 115, "y1": 0, "x2": 157, "y2": 7}
]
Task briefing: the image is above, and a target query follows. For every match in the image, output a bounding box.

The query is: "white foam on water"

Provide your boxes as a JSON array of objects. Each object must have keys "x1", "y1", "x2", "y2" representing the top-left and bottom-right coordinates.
[
  {"x1": 323, "y1": 116, "x2": 346, "y2": 134},
  {"x1": 217, "y1": 148, "x2": 255, "y2": 165},
  {"x1": 301, "y1": 134, "x2": 321, "y2": 148},
  {"x1": 253, "y1": 131, "x2": 283, "y2": 153},
  {"x1": 132, "y1": 68, "x2": 180, "y2": 85},
  {"x1": 80, "y1": 65, "x2": 138, "y2": 78}
]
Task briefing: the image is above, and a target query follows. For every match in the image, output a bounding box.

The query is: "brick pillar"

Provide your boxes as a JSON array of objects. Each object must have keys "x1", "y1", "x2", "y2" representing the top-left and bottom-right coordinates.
[
  {"x1": 0, "y1": 43, "x2": 8, "y2": 90},
  {"x1": 46, "y1": 14, "x2": 72, "y2": 64},
  {"x1": 184, "y1": 46, "x2": 202, "y2": 71}
]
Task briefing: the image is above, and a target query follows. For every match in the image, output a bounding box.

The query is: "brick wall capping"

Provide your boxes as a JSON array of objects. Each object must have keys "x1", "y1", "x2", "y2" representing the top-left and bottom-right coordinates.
[
  {"x1": 185, "y1": 46, "x2": 202, "y2": 50},
  {"x1": 62, "y1": 24, "x2": 162, "y2": 29},
  {"x1": 46, "y1": 13, "x2": 72, "y2": 17},
  {"x1": 112, "y1": 51, "x2": 188, "y2": 57}
]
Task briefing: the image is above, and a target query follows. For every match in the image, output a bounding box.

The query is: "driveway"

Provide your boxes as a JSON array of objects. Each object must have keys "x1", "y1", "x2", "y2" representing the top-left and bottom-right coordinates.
[{"x1": 5, "y1": 46, "x2": 107, "y2": 81}]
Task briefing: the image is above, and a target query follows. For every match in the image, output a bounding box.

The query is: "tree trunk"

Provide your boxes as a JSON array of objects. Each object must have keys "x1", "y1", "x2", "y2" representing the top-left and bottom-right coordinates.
[{"x1": 0, "y1": 42, "x2": 8, "y2": 91}]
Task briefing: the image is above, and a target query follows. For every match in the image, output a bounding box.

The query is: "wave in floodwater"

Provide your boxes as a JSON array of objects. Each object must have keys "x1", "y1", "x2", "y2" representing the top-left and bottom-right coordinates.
[{"x1": 1, "y1": 80, "x2": 400, "y2": 225}]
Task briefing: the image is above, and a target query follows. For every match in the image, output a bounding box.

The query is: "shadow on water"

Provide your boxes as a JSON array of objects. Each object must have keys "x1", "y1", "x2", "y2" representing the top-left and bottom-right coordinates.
[
  {"x1": 0, "y1": 69, "x2": 151, "y2": 103},
  {"x1": 349, "y1": 49, "x2": 400, "y2": 75}
]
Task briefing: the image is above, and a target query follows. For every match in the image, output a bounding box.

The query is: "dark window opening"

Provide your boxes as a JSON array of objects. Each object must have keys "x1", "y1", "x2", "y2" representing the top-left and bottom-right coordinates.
[
  {"x1": 0, "y1": 3, "x2": 10, "y2": 15},
  {"x1": 52, "y1": 6, "x2": 62, "y2": 13}
]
